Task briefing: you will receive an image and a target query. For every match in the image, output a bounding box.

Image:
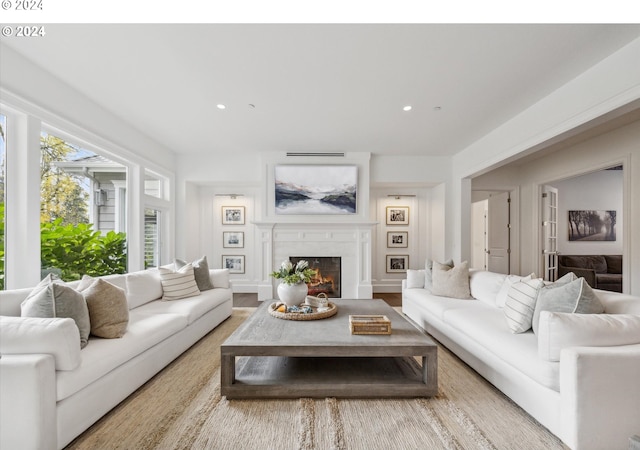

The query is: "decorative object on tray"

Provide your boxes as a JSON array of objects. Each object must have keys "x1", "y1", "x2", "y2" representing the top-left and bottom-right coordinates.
[
  {"x1": 349, "y1": 315, "x2": 392, "y2": 335},
  {"x1": 305, "y1": 293, "x2": 329, "y2": 308},
  {"x1": 268, "y1": 301, "x2": 338, "y2": 321},
  {"x1": 271, "y1": 259, "x2": 316, "y2": 306}
]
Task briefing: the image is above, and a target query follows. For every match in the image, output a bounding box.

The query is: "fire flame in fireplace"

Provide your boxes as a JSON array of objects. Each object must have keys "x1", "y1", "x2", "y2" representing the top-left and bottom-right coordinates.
[{"x1": 308, "y1": 267, "x2": 335, "y2": 296}]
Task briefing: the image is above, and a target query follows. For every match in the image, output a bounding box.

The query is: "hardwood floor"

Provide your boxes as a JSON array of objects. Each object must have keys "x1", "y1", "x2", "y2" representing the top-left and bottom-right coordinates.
[{"x1": 233, "y1": 292, "x2": 402, "y2": 308}]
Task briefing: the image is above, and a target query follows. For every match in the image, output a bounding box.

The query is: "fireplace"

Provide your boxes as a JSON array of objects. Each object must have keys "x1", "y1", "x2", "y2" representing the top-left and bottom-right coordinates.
[{"x1": 290, "y1": 256, "x2": 341, "y2": 298}]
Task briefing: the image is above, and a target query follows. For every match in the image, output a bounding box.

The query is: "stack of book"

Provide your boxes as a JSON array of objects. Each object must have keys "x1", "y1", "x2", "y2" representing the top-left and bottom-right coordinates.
[{"x1": 349, "y1": 315, "x2": 392, "y2": 335}]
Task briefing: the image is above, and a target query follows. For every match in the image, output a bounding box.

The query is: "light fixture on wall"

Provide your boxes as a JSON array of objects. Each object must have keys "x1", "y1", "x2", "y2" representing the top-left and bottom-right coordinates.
[
  {"x1": 95, "y1": 189, "x2": 108, "y2": 206},
  {"x1": 215, "y1": 194, "x2": 244, "y2": 200},
  {"x1": 387, "y1": 194, "x2": 416, "y2": 200}
]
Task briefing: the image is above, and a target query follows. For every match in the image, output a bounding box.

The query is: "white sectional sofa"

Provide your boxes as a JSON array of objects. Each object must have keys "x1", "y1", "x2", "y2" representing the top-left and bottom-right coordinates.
[
  {"x1": 402, "y1": 268, "x2": 640, "y2": 450},
  {"x1": 0, "y1": 267, "x2": 233, "y2": 450}
]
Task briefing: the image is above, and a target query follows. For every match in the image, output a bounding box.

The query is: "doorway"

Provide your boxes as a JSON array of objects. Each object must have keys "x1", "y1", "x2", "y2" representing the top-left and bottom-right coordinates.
[{"x1": 471, "y1": 190, "x2": 511, "y2": 274}]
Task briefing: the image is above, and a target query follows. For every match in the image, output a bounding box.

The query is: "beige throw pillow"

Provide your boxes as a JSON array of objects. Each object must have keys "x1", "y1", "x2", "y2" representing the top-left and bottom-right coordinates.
[
  {"x1": 431, "y1": 260, "x2": 471, "y2": 299},
  {"x1": 503, "y1": 277, "x2": 544, "y2": 333},
  {"x1": 79, "y1": 276, "x2": 129, "y2": 338},
  {"x1": 158, "y1": 263, "x2": 201, "y2": 300},
  {"x1": 175, "y1": 255, "x2": 214, "y2": 291}
]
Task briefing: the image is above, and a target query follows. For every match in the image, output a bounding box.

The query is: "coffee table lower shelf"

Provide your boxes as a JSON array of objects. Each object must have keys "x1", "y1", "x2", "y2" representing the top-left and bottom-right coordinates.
[{"x1": 221, "y1": 355, "x2": 436, "y2": 399}]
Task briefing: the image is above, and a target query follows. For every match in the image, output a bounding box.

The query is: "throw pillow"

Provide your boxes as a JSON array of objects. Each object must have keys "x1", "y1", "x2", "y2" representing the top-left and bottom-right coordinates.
[
  {"x1": 496, "y1": 273, "x2": 534, "y2": 308},
  {"x1": 431, "y1": 260, "x2": 472, "y2": 299},
  {"x1": 503, "y1": 277, "x2": 544, "y2": 333},
  {"x1": 406, "y1": 269, "x2": 426, "y2": 289},
  {"x1": 531, "y1": 277, "x2": 605, "y2": 334},
  {"x1": 21, "y1": 274, "x2": 91, "y2": 348},
  {"x1": 158, "y1": 263, "x2": 201, "y2": 300},
  {"x1": 79, "y1": 276, "x2": 129, "y2": 338},
  {"x1": 424, "y1": 259, "x2": 454, "y2": 291},
  {"x1": 175, "y1": 255, "x2": 214, "y2": 291}
]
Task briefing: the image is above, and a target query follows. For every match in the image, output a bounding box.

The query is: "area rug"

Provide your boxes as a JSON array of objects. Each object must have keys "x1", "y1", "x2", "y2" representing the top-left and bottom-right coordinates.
[{"x1": 66, "y1": 308, "x2": 566, "y2": 449}]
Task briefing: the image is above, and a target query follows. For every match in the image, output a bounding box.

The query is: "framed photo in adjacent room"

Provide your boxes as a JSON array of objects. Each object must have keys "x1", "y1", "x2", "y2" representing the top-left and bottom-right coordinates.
[
  {"x1": 222, "y1": 255, "x2": 245, "y2": 274},
  {"x1": 386, "y1": 206, "x2": 409, "y2": 225},
  {"x1": 222, "y1": 206, "x2": 245, "y2": 225},
  {"x1": 223, "y1": 231, "x2": 244, "y2": 248},
  {"x1": 386, "y1": 255, "x2": 409, "y2": 273},
  {"x1": 387, "y1": 231, "x2": 408, "y2": 248}
]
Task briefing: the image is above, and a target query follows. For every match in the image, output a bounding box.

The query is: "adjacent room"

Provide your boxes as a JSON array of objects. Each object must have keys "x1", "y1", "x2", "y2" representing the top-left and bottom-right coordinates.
[{"x1": 1, "y1": 22, "x2": 639, "y2": 450}]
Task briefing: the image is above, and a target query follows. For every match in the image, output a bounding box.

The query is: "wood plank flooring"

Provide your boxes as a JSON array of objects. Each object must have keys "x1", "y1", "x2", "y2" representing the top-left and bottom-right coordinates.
[{"x1": 233, "y1": 292, "x2": 402, "y2": 308}]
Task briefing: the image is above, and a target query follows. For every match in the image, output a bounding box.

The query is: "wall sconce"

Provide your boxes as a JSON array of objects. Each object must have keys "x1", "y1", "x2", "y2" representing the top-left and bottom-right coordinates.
[
  {"x1": 95, "y1": 189, "x2": 108, "y2": 206},
  {"x1": 387, "y1": 194, "x2": 416, "y2": 200},
  {"x1": 215, "y1": 194, "x2": 244, "y2": 200}
]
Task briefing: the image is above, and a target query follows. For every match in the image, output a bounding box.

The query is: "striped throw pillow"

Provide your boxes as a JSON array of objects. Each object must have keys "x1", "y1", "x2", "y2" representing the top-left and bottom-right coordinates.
[
  {"x1": 504, "y1": 277, "x2": 544, "y2": 333},
  {"x1": 158, "y1": 263, "x2": 201, "y2": 300}
]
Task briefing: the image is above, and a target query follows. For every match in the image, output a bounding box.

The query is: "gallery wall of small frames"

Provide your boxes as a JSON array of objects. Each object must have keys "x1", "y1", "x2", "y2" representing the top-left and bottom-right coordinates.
[
  {"x1": 385, "y1": 206, "x2": 409, "y2": 273},
  {"x1": 221, "y1": 206, "x2": 245, "y2": 273}
]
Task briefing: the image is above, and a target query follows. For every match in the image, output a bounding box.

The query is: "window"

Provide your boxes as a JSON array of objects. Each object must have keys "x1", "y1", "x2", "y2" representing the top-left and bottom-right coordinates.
[
  {"x1": 144, "y1": 169, "x2": 169, "y2": 200},
  {"x1": 40, "y1": 131, "x2": 128, "y2": 280},
  {"x1": 0, "y1": 114, "x2": 6, "y2": 289},
  {"x1": 144, "y1": 208, "x2": 161, "y2": 268}
]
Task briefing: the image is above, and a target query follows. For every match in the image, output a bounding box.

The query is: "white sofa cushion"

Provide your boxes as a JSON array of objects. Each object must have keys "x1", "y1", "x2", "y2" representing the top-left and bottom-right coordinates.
[
  {"x1": 125, "y1": 270, "x2": 163, "y2": 309},
  {"x1": 504, "y1": 277, "x2": 544, "y2": 333},
  {"x1": 443, "y1": 306, "x2": 560, "y2": 391},
  {"x1": 135, "y1": 287, "x2": 230, "y2": 325},
  {"x1": 158, "y1": 263, "x2": 201, "y2": 300},
  {"x1": 469, "y1": 270, "x2": 507, "y2": 307},
  {"x1": 21, "y1": 275, "x2": 91, "y2": 349},
  {"x1": 406, "y1": 269, "x2": 426, "y2": 289},
  {"x1": 537, "y1": 311, "x2": 640, "y2": 362},
  {"x1": 532, "y1": 277, "x2": 604, "y2": 334},
  {"x1": 495, "y1": 273, "x2": 534, "y2": 308},
  {"x1": 210, "y1": 268, "x2": 230, "y2": 289},
  {"x1": 56, "y1": 310, "x2": 188, "y2": 401},
  {"x1": 0, "y1": 316, "x2": 81, "y2": 370},
  {"x1": 402, "y1": 289, "x2": 486, "y2": 321},
  {"x1": 431, "y1": 261, "x2": 472, "y2": 299}
]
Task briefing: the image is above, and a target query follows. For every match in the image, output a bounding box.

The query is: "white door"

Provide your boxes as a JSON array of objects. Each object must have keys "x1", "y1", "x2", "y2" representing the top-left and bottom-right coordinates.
[
  {"x1": 487, "y1": 192, "x2": 510, "y2": 274},
  {"x1": 471, "y1": 200, "x2": 488, "y2": 270},
  {"x1": 541, "y1": 185, "x2": 559, "y2": 281}
]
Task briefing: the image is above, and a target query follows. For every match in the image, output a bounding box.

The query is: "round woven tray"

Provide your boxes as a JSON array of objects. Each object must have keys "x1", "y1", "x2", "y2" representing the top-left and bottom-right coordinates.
[{"x1": 268, "y1": 302, "x2": 338, "y2": 321}]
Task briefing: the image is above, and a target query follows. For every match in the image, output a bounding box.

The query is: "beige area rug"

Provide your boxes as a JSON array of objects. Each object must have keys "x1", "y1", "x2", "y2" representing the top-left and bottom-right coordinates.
[{"x1": 66, "y1": 307, "x2": 566, "y2": 450}]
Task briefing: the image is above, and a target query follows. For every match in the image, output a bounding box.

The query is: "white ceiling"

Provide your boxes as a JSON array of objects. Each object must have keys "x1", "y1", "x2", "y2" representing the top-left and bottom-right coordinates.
[{"x1": 3, "y1": 24, "x2": 640, "y2": 157}]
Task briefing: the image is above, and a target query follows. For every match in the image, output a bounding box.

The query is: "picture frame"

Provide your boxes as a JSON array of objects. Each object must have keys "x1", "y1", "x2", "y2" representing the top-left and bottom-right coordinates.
[
  {"x1": 223, "y1": 231, "x2": 244, "y2": 248},
  {"x1": 386, "y1": 255, "x2": 409, "y2": 273},
  {"x1": 387, "y1": 231, "x2": 408, "y2": 248},
  {"x1": 568, "y1": 210, "x2": 616, "y2": 241},
  {"x1": 274, "y1": 164, "x2": 357, "y2": 215},
  {"x1": 222, "y1": 255, "x2": 245, "y2": 274},
  {"x1": 222, "y1": 206, "x2": 245, "y2": 225},
  {"x1": 386, "y1": 206, "x2": 409, "y2": 225}
]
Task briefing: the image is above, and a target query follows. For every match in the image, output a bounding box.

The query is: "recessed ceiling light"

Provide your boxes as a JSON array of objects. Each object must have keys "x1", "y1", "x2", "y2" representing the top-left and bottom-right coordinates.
[
  {"x1": 433, "y1": 106, "x2": 442, "y2": 111},
  {"x1": 403, "y1": 105, "x2": 412, "y2": 111},
  {"x1": 216, "y1": 104, "x2": 226, "y2": 110}
]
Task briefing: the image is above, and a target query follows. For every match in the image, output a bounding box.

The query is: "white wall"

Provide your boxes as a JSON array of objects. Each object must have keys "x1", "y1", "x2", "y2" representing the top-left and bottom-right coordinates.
[{"x1": 552, "y1": 169, "x2": 623, "y2": 255}]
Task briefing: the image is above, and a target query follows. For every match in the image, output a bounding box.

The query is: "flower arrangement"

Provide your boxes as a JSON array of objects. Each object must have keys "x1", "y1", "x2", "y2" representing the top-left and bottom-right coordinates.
[{"x1": 270, "y1": 259, "x2": 316, "y2": 285}]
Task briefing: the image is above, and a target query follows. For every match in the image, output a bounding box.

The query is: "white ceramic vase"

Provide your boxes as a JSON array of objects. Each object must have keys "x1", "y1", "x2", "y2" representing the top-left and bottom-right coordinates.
[{"x1": 277, "y1": 282, "x2": 308, "y2": 306}]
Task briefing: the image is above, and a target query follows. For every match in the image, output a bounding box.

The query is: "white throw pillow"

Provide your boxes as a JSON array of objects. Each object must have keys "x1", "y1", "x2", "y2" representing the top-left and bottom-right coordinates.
[
  {"x1": 503, "y1": 277, "x2": 544, "y2": 333},
  {"x1": 537, "y1": 311, "x2": 640, "y2": 361},
  {"x1": 209, "y1": 268, "x2": 230, "y2": 289},
  {"x1": 469, "y1": 270, "x2": 507, "y2": 307},
  {"x1": 532, "y1": 277, "x2": 604, "y2": 334},
  {"x1": 431, "y1": 261, "x2": 472, "y2": 299},
  {"x1": 126, "y1": 269, "x2": 163, "y2": 309},
  {"x1": 496, "y1": 273, "x2": 534, "y2": 308},
  {"x1": 406, "y1": 269, "x2": 426, "y2": 289},
  {"x1": 158, "y1": 263, "x2": 201, "y2": 300}
]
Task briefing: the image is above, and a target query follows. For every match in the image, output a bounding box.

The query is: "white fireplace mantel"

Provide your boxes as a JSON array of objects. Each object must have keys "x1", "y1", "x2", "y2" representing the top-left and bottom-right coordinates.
[{"x1": 253, "y1": 221, "x2": 377, "y2": 301}]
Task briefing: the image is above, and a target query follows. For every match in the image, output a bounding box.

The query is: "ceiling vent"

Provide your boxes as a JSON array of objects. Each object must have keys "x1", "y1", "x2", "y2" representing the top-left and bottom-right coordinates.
[{"x1": 286, "y1": 152, "x2": 345, "y2": 157}]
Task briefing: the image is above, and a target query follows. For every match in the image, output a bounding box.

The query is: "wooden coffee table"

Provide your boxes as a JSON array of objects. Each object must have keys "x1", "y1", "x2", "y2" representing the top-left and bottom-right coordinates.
[{"x1": 220, "y1": 299, "x2": 437, "y2": 399}]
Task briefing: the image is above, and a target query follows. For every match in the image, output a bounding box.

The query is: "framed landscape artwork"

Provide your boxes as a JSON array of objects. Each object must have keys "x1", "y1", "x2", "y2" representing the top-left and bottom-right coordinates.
[
  {"x1": 222, "y1": 255, "x2": 245, "y2": 273},
  {"x1": 222, "y1": 206, "x2": 245, "y2": 225},
  {"x1": 386, "y1": 206, "x2": 409, "y2": 225},
  {"x1": 387, "y1": 231, "x2": 408, "y2": 248},
  {"x1": 568, "y1": 210, "x2": 616, "y2": 241},
  {"x1": 274, "y1": 165, "x2": 357, "y2": 215},
  {"x1": 386, "y1": 255, "x2": 409, "y2": 273},
  {"x1": 223, "y1": 231, "x2": 244, "y2": 248}
]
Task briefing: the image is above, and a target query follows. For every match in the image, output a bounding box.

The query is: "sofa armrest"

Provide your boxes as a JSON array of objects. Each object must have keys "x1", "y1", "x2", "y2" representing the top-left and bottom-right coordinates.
[
  {"x1": 0, "y1": 354, "x2": 58, "y2": 450},
  {"x1": 558, "y1": 266, "x2": 596, "y2": 287},
  {"x1": 560, "y1": 344, "x2": 640, "y2": 450}
]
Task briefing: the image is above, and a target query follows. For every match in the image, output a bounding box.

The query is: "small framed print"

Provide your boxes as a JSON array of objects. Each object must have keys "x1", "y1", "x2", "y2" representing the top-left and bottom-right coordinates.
[
  {"x1": 387, "y1": 231, "x2": 408, "y2": 248},
  {"x1": 386, "y1": 255, "x2": 409, "y2": 273},
  {"x1": 222, "y1": 255, "x2": 245, "y2": 274},
  {"x1": 386, "y1": 206, "x2": 409, "y2": 225},
  {"x1": 223, "y1": 231, "x2": 244, "y2": 248},
  {"x1": 222, "y1": 206, "x2": 245, "y2": 225}
]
